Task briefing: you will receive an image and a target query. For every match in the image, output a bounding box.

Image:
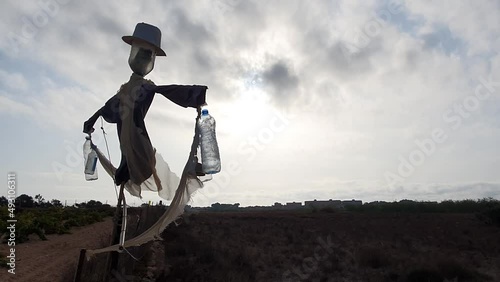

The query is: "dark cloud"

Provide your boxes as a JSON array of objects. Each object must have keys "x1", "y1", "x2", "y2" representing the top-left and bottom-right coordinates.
[
  {"x1": 168, "y1": 8, "x2": 212, "y2": 46},
  {"x1": 421, "y1": 25, "x2": 463, "y2": 55},
  {"x1": 95, "y1": 17, "x2": 128, "y2": 39},
  {"x1": 325, "y1": 38, "x2": 381, "y2": 79},
  {"x1": 2, "y1": 0, "x2": 499, "y2": 205},
  {"x1": 294, "y1": 14, "x2": 380, "y2": 87},
  {"x1": 193, "y1": 48, "x2": 213, "y2": 69},
  {"x1": 262, "y1": 60, "x2": 299, "y2": 105}
]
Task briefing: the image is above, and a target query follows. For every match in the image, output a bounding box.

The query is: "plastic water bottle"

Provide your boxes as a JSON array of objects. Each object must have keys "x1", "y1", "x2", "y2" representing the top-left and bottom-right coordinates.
[
  {"x1": 83, "y1": 137, "x2": 98, "y2": 181},
  {"x1": 198, "y1": 109, "x2": 221, "y2": 174}
]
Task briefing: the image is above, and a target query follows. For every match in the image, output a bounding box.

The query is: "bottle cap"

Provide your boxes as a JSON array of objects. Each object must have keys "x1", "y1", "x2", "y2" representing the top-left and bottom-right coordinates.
[{"x1": 201, "y1": 109, "x2": 209, "y2": 115}]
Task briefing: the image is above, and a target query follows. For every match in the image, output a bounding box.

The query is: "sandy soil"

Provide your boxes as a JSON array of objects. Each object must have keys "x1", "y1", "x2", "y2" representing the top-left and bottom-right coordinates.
[{"x1": 0, "y1": 217, "x2": 112, "y2": 282}]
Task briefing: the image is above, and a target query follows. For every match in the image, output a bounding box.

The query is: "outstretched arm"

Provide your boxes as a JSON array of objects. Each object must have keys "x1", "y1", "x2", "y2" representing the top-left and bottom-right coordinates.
[
  {"x1": 153, "y1": 85, "x2": 208, "y2": 108},
  {"x1": 83, "y1": 109, "x2": 102, "y2": 134},
  {"x1": 82, "y1": 94, "x2": 121, "y2": 134}
]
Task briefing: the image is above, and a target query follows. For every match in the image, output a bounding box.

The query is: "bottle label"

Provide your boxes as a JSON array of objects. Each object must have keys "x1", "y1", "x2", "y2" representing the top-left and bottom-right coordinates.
[
  {"x1": 91, "y1": 157, "x2": 97, "y2": 171},
  {"x1": 85, "y1": 154, "x2": 98, "y2": 174}
]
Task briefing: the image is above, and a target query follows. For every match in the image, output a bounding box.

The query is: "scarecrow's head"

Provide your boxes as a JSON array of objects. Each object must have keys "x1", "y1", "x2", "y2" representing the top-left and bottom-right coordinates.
[{"x1": 122, "y1": 23, "x2": 166, "y2": 77}]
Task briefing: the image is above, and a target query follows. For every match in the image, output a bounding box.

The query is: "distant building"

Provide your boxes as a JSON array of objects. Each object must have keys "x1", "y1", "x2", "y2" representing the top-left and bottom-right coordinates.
[
  {"x1": 305, "y1": 199, "x2": 342, "y2": 209},
  {"x1": 285, "y1": 202, "x2": 303, "y2": 209},
  {"x1": 210, "y1": 203, "x2": 240, "y2": 211},
  {"x1": 341, "y1": 199, "x2": 362, "y2": 207}
]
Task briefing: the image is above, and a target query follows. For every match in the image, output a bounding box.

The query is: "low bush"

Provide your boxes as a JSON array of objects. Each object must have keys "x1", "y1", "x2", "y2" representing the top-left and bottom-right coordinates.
[
  {"x1": 348, "y1": 198, "x2": 500, "y2": 214},
  {"x1": 0, "y1": 206, "x2": 112, "y2": 244},
  {"x1": 477, "y1": 206, "x2": 500, "y2": 227},
  {"x1": 320, "y1": 207, "x2": 336, "y2": 213},
  {"x1": 406, "y1": 259, "x2": 491, "y2": 282},
  {"x1": 356, "y1": 246, "x2": 391, "y2": 269},
  {"x1": 406, "y1": 268, "x2": 443, "y2": 282}
]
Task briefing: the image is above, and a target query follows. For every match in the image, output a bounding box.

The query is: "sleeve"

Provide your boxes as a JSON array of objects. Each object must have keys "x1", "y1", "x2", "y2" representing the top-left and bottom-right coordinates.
[
  {"x1": 83, "y1": 94, "x2": 121, "y2": 133},
  {"x1": 99, "y1": 94, "x2": 121, "y2": 123},
  {"x1": 152, "y1": 85, "x2": 207, "y2": 108}
]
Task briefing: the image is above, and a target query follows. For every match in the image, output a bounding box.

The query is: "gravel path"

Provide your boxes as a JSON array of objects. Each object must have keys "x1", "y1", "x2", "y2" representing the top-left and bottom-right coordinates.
[{"x1": 0, "y1": 217, "x2": 112, "y2": 282}]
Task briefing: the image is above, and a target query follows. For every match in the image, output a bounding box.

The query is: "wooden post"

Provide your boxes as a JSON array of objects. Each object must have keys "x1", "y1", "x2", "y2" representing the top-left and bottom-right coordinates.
[
  {"x1": 106, "y1": 184, "x2": 125, "y2": 280},
  {"x1": 74, "y1": 249, "x2": 86, "y2": 282}
]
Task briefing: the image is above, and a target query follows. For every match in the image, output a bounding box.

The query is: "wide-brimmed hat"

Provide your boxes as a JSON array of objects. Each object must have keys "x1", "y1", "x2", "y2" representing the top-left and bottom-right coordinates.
[{"x1": 122, "y1": 22, "x2": 166, "y2": 56}]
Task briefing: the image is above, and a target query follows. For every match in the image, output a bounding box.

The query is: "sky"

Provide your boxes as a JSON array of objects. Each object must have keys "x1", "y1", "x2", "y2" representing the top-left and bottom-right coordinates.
[{"x1": 0, "y1": 0, "x2": 499, "y2": 207}]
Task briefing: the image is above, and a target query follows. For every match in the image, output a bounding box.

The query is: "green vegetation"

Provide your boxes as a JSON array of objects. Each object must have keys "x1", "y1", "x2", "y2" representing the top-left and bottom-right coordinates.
[
  {"x1": 0, "y1": 194, "x2": 114, "y2": 244},
  {"x1": 477, "y1": 205, "x2": 500, "y2": 227},
  {"x1": 345, "y1": 198, "x2": 500, "y2": 227},
  {"x1": 347, "y1": 198, "x2": 496, "y2": 211}
]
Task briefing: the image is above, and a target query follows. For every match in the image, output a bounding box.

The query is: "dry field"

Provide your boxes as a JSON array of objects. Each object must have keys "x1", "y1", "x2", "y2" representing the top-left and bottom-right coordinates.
[
  {"x1": 2, "y1": 210, "x2": 499, "y2": 282},
  {"x1": 159, "y1": 211, "x2": 500, "y2": 282}
]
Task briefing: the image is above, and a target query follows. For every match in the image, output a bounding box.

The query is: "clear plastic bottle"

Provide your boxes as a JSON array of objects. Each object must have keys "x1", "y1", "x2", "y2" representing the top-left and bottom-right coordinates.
[
  {"x1": 83, "y1": 137, "x2": 98, "y2": 181},
  {"x1": 198, "y1": 109, "x2": 221, "y2": 174}
]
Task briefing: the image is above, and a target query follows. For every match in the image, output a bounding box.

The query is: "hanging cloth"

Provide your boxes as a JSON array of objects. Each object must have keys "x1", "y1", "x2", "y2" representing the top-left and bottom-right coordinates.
[
  {"x1": 85, "y1": 73, "x2": 207, "y2": 200},
  {"x1": 87, "y1": 114, "x2": 203, "y2": 255},
  {"x1": 83, "y1": 74, "x2": 209, "y2": 255}
]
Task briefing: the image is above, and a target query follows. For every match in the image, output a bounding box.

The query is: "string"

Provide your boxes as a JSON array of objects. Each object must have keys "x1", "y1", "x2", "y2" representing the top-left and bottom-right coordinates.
[{"x1": 100, "y1": 117, "x2": 119, "y2": 201}]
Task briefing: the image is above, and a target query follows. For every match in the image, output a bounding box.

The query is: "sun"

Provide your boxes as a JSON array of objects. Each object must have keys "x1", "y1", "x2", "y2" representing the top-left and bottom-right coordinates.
[{"x1": 215, "y1": 86, "x2": 275, "y2": 137}]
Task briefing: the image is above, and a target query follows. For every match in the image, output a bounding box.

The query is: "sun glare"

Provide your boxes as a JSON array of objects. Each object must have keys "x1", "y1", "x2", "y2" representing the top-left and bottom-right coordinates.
[{"x1": 217, "y1": 86, "x2": 274, "y2": 137}]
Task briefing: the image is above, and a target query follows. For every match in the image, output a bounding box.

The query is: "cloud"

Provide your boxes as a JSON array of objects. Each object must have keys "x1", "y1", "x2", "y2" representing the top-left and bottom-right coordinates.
[
  {"x1": 0, "y1": 69, "x2": 29, "y2": 91},
  {"x1": 0, "y1": 93, "x2": 34, "y2": 116},
  {"x1": 261, "y1": 60, "x2": 299, "y2": 105},
  {"x1": 293, "y1": 180, "x2": 500, "y2": 203},
  {"x1": 420, "y1": 24, "x2": 464, "y2": 55},
  {"x1": 407, "y1": 0, "x2": 500, "y2": 55},
  {"x1": 0, "y1": 81, "x2": 101, "y2": 131},
  {"x1": 0, "y1": 1, "x2": 499, "y2": 205}
]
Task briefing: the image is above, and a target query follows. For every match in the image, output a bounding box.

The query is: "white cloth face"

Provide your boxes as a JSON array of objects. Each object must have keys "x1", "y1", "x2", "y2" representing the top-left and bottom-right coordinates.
[{"x1": 128, "y1": 42, "x2": 156, "y2": 76}]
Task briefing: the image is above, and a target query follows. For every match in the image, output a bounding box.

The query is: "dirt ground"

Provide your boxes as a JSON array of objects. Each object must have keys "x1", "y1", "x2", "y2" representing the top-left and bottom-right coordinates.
[
  {"x1": 0, "y1": 217, "x2": 112, "y2": 282},
  {"x1": 1, "y1": 211, "x2": 499, "y2": 282},
  {"x1": 160, "y1": 211, "x2": 500, "y2": 282}
]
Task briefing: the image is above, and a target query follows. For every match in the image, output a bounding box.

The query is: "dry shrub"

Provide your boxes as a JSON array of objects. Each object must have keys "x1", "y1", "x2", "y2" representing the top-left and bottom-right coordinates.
[
  {"x1": 406, "y1": 268, "x2": 443, "y2": 282},
  {"x1": 438, "y1": 259, "x2": 490, "y2": 281},
  {"x1": 320, "y1": 207, "x2": 336, "y2": 213},
  {"x1": 478, "y1": 206, "x2": 500, "y2": 227},
  {"x1": 160, "y1": 226, "x2": 256, "y2": 282},
  {"x1": 356, "y1": 246, "x2": 391, "y2": 269},
  {"x1": 406, "y1": 258, "x2": 492, "y2": 282}
]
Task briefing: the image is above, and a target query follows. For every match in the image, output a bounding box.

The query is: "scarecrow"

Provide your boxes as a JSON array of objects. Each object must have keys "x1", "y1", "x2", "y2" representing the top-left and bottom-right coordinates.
[
  {"x1": 83, "y1": 22, "x2": 207, "y2": 197},
  {"x1": 82, "y1": 23, "x2": 209, "y2": 255}
]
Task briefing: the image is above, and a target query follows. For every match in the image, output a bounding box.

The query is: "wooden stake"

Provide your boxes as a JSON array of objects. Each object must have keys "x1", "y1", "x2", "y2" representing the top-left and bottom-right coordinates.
[
  {"x1": 74, "y1": 248, "x2": 86, "y2": 282},
  {"x1": 106, "y1": 184, "x2": 125, "y2": 280}
]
